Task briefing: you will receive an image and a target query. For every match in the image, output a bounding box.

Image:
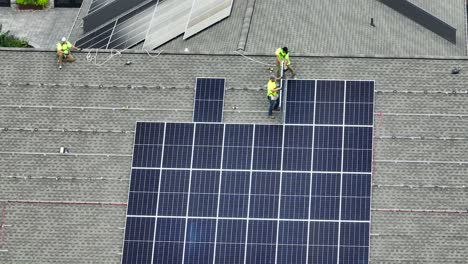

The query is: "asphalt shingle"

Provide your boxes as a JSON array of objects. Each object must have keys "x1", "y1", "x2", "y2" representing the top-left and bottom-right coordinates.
[{"x1": 1, "y1": 49, "x2": 468, "y2": 263}]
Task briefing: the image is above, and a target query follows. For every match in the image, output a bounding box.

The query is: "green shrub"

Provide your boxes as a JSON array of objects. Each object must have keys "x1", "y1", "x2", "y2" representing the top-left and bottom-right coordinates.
[
  {"x1": 0, "y1": 31, "x2": 31, "y2": 48},
  {"x1": 16, "y1": 0, "x2": 49, "y2": 6}
]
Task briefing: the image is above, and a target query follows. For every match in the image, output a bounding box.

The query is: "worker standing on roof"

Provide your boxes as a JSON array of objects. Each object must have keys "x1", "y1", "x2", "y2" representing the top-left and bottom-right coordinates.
[
  {"x1": 267, "y1": 75, "x2": 282, "y2": 119},
  {"x1": 57, "y1": 37, "x2": 80, "y2": 69},
  {"x1": 275, "y1": 47, "x2": 296, "y2": 79}
]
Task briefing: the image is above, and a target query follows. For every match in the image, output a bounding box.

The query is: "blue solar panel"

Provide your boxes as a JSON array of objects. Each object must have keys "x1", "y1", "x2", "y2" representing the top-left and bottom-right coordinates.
[
  {"x1": 123, "y1": 79, "x2": 374, "y2": 264},
  {"x1": 193, "y1": 78, "x2": 225, "y2": 123}
]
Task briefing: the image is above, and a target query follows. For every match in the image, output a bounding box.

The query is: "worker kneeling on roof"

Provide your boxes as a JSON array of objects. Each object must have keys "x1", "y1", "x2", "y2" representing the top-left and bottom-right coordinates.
[
  {"x1": 56, "y1": 37, "x2": 80, "y2": 69},
  {"x1": 275, "y1": 47, "x2": 296, "y2": 79}
]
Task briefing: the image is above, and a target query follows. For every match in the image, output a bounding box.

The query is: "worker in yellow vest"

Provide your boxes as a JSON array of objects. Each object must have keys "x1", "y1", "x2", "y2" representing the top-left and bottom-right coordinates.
[
  {"x1": 267, "y1": 75, "x2": 282, "y2": 119},
  {"x1": 57, "y1": 37, "x2": 80, "y2": 69},
  {"x1": 275, "y1": 47, "x2": 296, "y2": 79}
]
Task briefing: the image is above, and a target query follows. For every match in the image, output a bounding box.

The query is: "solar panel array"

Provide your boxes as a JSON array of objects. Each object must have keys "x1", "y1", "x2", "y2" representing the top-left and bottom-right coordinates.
[
  {"x1": 76, "y1": 1, "x2": 157, "y2": 49},
  {"x1": 122, "y1": 79, "x2": 374, "y2": 264},
  {"x1": 193, "y1": 78, "x2": 225, "y2": 123},
  {"x1": 77, "y1": 0, "x2": 235, "y2": 50}
]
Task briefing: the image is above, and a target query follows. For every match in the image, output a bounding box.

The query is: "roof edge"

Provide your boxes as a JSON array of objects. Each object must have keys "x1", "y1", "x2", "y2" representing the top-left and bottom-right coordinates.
[{"x1": 2, "y1": 47, "x2": 468, "y2": 61}]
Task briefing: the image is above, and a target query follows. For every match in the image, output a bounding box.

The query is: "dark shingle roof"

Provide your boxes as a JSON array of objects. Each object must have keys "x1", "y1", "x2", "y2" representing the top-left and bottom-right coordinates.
[{"x1": 1, "y1": 49, "x2": 468, "y2": 263}]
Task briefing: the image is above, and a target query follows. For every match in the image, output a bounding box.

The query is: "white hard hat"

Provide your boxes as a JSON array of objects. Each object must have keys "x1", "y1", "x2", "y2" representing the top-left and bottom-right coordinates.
[{"x1": 61, "y1": 37, "x2": 67, "y2": 42}]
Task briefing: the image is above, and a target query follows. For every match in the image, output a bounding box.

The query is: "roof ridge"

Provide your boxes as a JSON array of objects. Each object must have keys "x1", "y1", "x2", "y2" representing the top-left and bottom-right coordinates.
[{"x1": 2, "y1": 47, "x2": 468, "y2": 60}]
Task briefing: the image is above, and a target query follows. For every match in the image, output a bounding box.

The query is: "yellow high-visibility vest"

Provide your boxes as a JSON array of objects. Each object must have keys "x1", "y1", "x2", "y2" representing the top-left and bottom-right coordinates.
[
  {"x1": 275, "y1": 48, "x2": 290, "y2": 62},
  {"x1": 267, "y1": 80, "x2": 278, "y2": 96},
  {"x1": 57, "y1": 41, "x2": 72, "y2": 55}
]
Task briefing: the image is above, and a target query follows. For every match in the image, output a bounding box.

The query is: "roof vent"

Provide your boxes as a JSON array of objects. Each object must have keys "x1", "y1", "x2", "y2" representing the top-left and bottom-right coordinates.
[{"x1": 379, "y1": 0, "x2": 456, "y2": 44}]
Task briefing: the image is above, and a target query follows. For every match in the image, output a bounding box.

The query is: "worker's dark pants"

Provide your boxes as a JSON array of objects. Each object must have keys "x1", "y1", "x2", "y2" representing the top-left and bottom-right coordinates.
[
  {"x1": 276, "y1": 60, "x2": 296, "y2": 78},
  {"x1": 268, "y1": 96, "x2": 280, "y2": 116},
  {"x1": 57, "y1": 53, "x2": 75, "y2": 65}
]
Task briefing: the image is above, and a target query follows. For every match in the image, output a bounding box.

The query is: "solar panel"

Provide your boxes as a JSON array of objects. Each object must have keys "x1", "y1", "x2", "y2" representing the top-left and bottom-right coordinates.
[
  {"x1": 82, "y1": 0, "x2": 150, "y2": 32},
  {"x1": 107, "y1": 1, "x2": 156, "y2": 49},
  {"x1": 75, "y1": 21, "x2": 116, "y2": 49},
  {"x1": 122, "y1": 79, "x2": 374, "y2": 264},
  {"x1": 88, "y1": 0, "x2": 114, "y2": 14},
  {"x1": 193, "y1": 78, "x2": 225, "y2": 123},
  {"x1": 76, "y1": 1, "x2": 157, "y2": 49},
  {"x1": 183, "y1": 0, "x2": 234, "y2": 40},
  {"x1": 143, "y1": 0, "x2": 192, "y2": 50}
]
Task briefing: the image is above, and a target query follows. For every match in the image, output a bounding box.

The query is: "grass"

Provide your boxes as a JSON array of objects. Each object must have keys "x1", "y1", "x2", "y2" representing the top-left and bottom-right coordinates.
[{"x1": 0, "y1": 31, "x2": 31, "y2": 48}]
